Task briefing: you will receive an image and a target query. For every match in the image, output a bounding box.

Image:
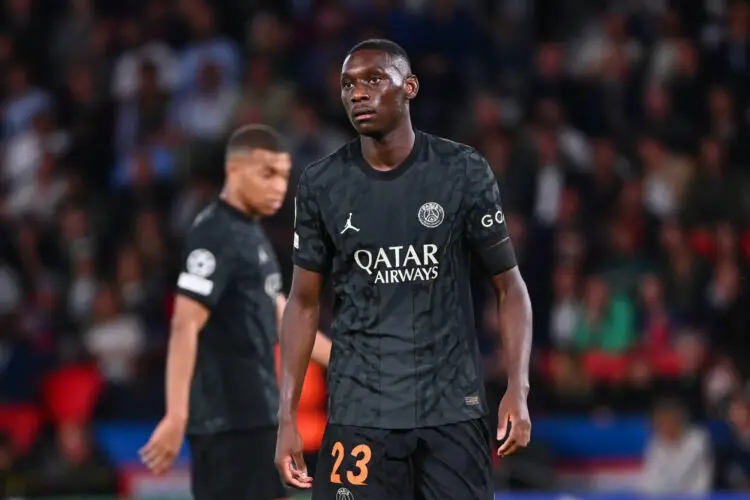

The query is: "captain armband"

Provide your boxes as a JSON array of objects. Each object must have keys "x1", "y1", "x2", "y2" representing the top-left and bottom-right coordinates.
[{"x1": 476, "y1": 236, "x2": 517, "y2": 276}]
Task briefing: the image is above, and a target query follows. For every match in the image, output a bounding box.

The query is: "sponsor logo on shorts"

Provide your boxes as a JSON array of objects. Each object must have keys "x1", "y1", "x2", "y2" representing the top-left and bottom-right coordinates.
[{"x1": 336, "y1": 487, "x2": 354, "y2": 500}]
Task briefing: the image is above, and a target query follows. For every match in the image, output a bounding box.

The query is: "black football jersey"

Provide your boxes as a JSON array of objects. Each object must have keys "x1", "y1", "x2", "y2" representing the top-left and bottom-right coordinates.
[
  {"x1": 293, "y1": 131, "x2": 513, "y2": 429},
  {"x1": 176, "y1": 200, "x2": 282, "y2": 434}
]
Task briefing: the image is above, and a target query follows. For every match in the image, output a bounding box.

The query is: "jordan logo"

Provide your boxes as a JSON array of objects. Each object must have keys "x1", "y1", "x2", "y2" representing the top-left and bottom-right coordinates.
[{"x1": 340, "y1": 213, "x2": 360, "y2": 234}]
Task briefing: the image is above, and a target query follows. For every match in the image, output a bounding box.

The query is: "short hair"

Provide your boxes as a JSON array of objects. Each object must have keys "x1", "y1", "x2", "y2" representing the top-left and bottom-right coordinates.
[
  {"x1": 346, "y1": 39, "x2": 411, "y2": 69},
  {"x1": 226, "y1": 124, "x2": 287, "y2": 155},
  {"x1": 653, "y1": 398, "x2": 688, "y2": 418}
]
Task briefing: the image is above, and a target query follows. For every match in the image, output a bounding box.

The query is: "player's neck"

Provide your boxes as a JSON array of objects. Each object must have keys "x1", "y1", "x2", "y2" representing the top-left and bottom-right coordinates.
[
  {"x1": 359, "y1": 120, "x2": 415, "y2": 171},
  {"x1": 219, "y1": 190, "x2": 260, "y2": 220}
]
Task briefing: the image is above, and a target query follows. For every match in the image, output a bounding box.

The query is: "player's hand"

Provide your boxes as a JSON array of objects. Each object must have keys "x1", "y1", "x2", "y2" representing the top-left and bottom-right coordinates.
[
  {"x1": 497, "y1": 385, "x2": 531, "y2": 457},
  {"x1": 275, "y1": 419, "x2": 312, "y2": 489},
  {"x1": 139, "y1": 415, "x2": 186, "y2": 475}
]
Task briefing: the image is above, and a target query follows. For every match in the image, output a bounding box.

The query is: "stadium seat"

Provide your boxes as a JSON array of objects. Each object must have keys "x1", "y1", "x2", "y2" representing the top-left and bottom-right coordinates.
[
  {"x1": 582, "y1": 352, "x2": 629, "y2": 382},
  {"x1": 741, "y1": 231, "x2": 750, "y2": 260},
  {"x1": 0, "y1": 404, "x2": 42, "y2": 454},
  {"x1": 689, "y1": 229, "x2": 716, "y2": 260},
  {"x1": 540, "y1": 351, "x2": 554, "y2": 377},
  {"x1": 42, "y1": 364, "x2": 103, "y2": 424},
  {"x1": 652, "y1": 351, "x2": 683, "y2": 376}
]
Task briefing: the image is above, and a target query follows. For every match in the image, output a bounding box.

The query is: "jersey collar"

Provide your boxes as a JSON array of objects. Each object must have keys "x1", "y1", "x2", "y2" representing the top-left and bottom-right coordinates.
[
  {"x1": 217, "y1": 198, "x2": 260, "y2": 223},
  {"x1": 353, "y1": 130, "x2": 424, "y2": 181}
]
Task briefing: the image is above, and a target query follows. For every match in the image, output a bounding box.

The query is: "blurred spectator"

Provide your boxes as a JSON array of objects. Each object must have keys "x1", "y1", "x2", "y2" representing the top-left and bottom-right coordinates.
[
  {"x1": 83, "y1": 284, "x2": 145, "y2": 386},
  {"x1": 50, "y1": 0, "x2": 95, "y2": 81},
  {"x1": 67, "y1": 250, "x2": 96, "y2": 323},
  {"x1": 111, "y1": 16, "x2": 179, "y2": 102},
  {"x1": 2, "y1": 64, "x2": 51, "y2": 139},
  {"x1": 639, "y1": 135, "x2": 689, "y2": 222},
  {"x1": 545, "y1": 352, "x2": 594, "y2": 414},
  {"x1": 682, "y1": 137, "x2": 742, "y2": 228},
  {"x1": 20, "y1": 423, "x2": 118, "y2": 496},
  {"x1": 0, "y1": 0, "x2": 748, "y2": 490},
  {"x1": 642, "y1": 399, "x2": 713, "y2": 494},
  {"x1": 717, "y1": 395, "x2": 750, "y2": 491},
  {"x1": 658, "y1": 220, "x2": 707, "y2": 320},
  {"x1": 285, "y1": 96, "x2": 348, "y2": 173},
  {"x1": 233, "y1": 56, "x2": 296, "y2": 130},
  {"x1": 0, "y1": 320, "x2": 48, "y2": 403},
  {"x1": 548, "y1": 264, "x2": 581, "y2": 350},
  {"x1": 572, "y1": 275, "x2": 634, "y2": 353},
  {"x1": 115, "y1": 59, "x2": 175, "y2": 155},
  {"x1": 4, "y1": 152, "x2": 68, "y2": 222},
  {"x1": 3, "y1": 110, "x2": 69, "y2": 201},
  {"x1": 175, "y1": 60, "x2": 238, "y2": 143},
  {"x1": 177, "y1": 2, "x2": 240, "y2": 95},
  {"x1": 637, "y1": 274, "x2": 678, "y2": 356},
  {"x1": 704, "y1": 358, "x2": 742, "y2": 417},
  {"x1": 0, "y1": 431, "x2": 24, "y2": 497}
]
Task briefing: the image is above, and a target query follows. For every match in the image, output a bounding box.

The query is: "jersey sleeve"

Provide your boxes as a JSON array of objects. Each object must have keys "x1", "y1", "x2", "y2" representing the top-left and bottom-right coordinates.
[
  {"x1": 292, "y1": 168, "x2": 334, "y2": 273},
  {"x1": 464, "y1": 151, "x2": 517, "y2": 275},
  {"x1": 175, "y1": 223, "x2": 236, "y2": 309}
]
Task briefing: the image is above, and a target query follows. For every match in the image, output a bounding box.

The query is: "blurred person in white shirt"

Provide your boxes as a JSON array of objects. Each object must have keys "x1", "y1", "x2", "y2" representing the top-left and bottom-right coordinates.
[
  {"x1": 83, "y1": 283, "x2": 145, "y2": 385},
  {"x1": 642, "y1": 398, "x2": 713, "y2": 494}
]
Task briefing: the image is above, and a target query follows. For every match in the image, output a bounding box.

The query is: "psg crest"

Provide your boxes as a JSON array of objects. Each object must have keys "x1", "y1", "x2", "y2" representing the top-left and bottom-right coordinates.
[{"x1": 418, "y1": 202, "x2": 444, "y2": 228}]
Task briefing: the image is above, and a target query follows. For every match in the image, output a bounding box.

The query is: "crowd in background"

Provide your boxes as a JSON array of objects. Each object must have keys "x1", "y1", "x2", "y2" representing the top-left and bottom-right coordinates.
[{"x1": 1, "y1": 0, "x2": 750, "y2": 495}]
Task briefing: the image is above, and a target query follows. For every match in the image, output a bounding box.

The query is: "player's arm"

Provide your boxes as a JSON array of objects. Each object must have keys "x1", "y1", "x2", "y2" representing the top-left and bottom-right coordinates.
[
  {"x1": 276, "y1": 294, "x2": 331, "y2": 368},
  {"x1": 278, "y1": 268, "x2": 326, "y2": 421},
  {"x1": 276, "y1": 170, "x2": 333, "y2": 487},
  {"x1": 464, "y1": 151, "x2": 532, "y2": 454},
  {"x1": 142, "y1": 296, "x2": 209, "y2": 474},
  {"x1": 164, "y1": 295, "x2": 210, "y2": 423},
  {"x1": 278, "y1": 169, "x2": 333, "y2": 421},
  {"x1": 491, "y1": 268, "x2": 532, "y2": 393},
  {"x1": 142, "y1": 228, "x2": 236, "y2": 474}
]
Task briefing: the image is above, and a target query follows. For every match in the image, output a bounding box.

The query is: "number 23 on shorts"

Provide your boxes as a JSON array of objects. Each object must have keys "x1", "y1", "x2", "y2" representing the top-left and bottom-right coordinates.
[{"x1": 330, "y1": 441, "x2": 372, "y2": 486}]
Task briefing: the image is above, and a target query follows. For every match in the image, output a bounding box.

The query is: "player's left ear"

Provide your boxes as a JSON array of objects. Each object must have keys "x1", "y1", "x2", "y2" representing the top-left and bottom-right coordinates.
[
  {"x1": 225, "y1": 159, "x2": 239, "y2": 177},
  {"x1": 404, "y1": 75, "x2": 419, "y2": 101}
]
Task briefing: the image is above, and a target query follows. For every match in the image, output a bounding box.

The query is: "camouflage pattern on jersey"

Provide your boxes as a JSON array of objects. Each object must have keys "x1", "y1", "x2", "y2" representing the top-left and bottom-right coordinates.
[
  {"x1": 294, "y1": 131, "x2": 511, "y2": 429},
  {"x1": 178, "y1": 201, "x2": 283, "y2": 434}
]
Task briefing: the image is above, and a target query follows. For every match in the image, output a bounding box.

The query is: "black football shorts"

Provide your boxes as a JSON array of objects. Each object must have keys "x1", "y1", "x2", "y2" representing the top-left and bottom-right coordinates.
[
  {"x1": 312, "y1": 419, "x2": 493, "y2": 500},
  {"x1": 188, "y1": 427, "x2": 288, "y2": 500}
]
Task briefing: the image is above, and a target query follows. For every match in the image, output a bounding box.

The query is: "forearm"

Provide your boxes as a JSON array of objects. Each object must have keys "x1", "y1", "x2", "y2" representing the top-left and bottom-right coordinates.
[
  {"x1": 498, "y1": 275, "x2": 532, "y2": 392},
  {"x1": 164, "y1": 323, "x2": 200, "y2": 421},
  {"x1": 278, "y1": 298, "x2": 319, "y2": 420}
]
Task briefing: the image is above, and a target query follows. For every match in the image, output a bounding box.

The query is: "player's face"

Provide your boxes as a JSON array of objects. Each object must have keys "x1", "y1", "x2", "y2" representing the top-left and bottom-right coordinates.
[
  {"x1": 229, "y1": 149, "x2": 291, "y2": 216},
  {"x1": 340, "y1": 50, "x2": 417, "y2": 136}
]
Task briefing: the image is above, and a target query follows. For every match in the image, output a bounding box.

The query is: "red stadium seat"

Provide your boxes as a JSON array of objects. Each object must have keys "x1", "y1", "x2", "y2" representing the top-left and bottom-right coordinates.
[
  {"x1": 689, "y1": 230, "x2": 716, "y2": 260},
  {"x1": 42, "y1": 364, "x2": 103, "y2": 424},
  {"x1": 582, "y1": 351, "x2": 629, "y2": 382},
  {"x1": 741, "y1": 231, "x2": 750, "y2": 260},
  {"x1": 0, "y1": 404, "x2": 42, "y2": 454},
  {"x1": 539, "y1": 351, "x2": 555, "y2": 378},
  {"x1": 652, "y1": 351, "x2": 683, "y2": 377}
]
